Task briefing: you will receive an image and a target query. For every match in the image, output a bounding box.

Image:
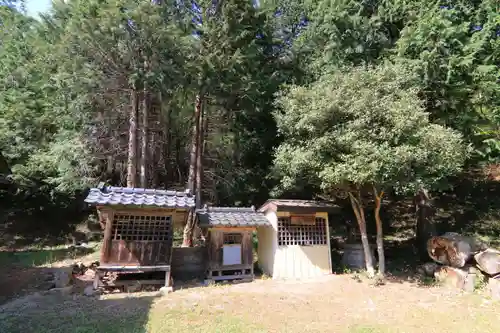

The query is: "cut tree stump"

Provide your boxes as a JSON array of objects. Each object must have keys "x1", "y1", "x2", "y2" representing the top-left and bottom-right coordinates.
[
  {"x1": 427, "y1": 232, "x2": 486, "y2": 268},
  {"x1": 474, "y1": 249, "x2": 500, "y2": 276},
  {"x1": 488, "y1": 276, "x2": 500, "y2": 300},
  {"x1": 434, "y1": 266, "x2": 468, "y2": 289}
]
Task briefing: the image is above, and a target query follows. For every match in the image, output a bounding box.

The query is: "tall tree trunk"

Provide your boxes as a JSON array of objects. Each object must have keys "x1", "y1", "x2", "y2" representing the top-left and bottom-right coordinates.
[
  {"x1": 164, "y1": 94, "x2": 172, "y2": 185},
  {"x1": 182, "y1": 93, "x2": 203, "y2": 247},
  {"x1": 195, "y1": 101, "x2": 204, "y2": 207},
  {"x1": 415, "y1": 189, "x2": 437, "y2": 262},
  {"x1": 126, "y1": 88, "x2": 138, "y2": 188},
  {"x1": 193, "y1": 100, "x2": 205, "y2": 243},
  {"x1": 372, "y1": 185, "x2": 385, "y2": 276},
  {"x1": 139, "y1": 60, "x2": 150, "y2": 188},
  {"x1": 187, "y1": 94, "x2": 202, "y2": 192},
  {"x1": 106, "y1": 155, "x2": 114, "y2": 183},
  {"x1": 175, "y1": 136, "x2": 183, "y2": 184},
  {"x1": 150, "y1": 95, "x2": 159, "y2": 189},
  {"x1": 348, "y1": 190, "x2": 375, "y2": 277}
]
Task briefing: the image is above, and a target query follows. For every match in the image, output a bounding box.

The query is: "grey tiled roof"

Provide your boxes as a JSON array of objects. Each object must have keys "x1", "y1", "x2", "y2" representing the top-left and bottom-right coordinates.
[
  {"x1": 258, "y1": 199, "x2": 339, "y2": 213},
  {"x1": 84, "y1": 186, "x2": 195, "y2": 208},
  {"x1": 196, "y1": 206, "x2": 271, "y2": 227}
]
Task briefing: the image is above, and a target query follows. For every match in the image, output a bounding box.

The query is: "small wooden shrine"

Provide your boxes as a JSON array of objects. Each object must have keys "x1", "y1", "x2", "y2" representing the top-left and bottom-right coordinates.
[
  {"x1": 84, "y1": 184, "x2": 195, "y2": 291},
  {"x1": 257, "y1": 199, "x2": 339, "y2": 279},
  {"x1": 196, "y1": 206, "x2": 271, "y2": 282}
]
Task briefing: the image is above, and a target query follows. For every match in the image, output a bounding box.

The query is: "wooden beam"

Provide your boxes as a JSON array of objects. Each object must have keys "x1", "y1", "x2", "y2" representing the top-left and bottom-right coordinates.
[
  {"x1": 104, "y1": 279, "x2": 167, "y2": 287},
  {"x1": 210, "y1": 227, "x2": 256, "y2": 232},
  {"x1": 100, "y1": 210, "x2": 114, "y2": 264},
  {"x1": 97, "y1": 265, "x2": 171, "y2": 272},
  {"x1": 211, "y1": 274, "x2": 253, "y2": 281}
]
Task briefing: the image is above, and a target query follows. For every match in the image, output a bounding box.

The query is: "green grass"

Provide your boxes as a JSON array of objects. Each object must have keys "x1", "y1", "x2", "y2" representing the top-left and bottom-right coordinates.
[
  {"x1": 0, "y1": 293, "x2": 265, "y2": 333},
  {"x1": 0, "y1": 243, "x2": 99, "y2": 267}
]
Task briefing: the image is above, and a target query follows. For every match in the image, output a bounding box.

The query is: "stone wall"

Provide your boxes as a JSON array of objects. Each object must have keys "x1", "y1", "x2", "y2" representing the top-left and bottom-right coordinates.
[{"x1": 171, "y1": 247, "x2": 207, "y2": 280}]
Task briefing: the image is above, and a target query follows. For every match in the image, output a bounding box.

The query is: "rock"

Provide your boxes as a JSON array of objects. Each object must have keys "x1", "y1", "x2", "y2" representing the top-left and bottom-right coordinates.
[
  {"x1": 84, "y1": 268, "x2": 95, "y2": 278},
  {"x1": 44, "y1": 272, "x2": 55, "y2": 281},
  {"x1": 474, "y1": 249, "x2": 500, "y2": 276},
  {"x1": 53, "y1": 269, "x2": 73, "y2": 288},
  {"x1": 488, "y1": 276, "x2": 500, "y2": 300},
  {"x1": 46, "y1": 286, "x2": 73, "y2": 295},
  {"x1": 467, "y1": 266, "x2": 479, "y2": 274},
  {"x1": 158, "y1": 286, "x2": 173, "y2": 296},
  {"x1": 72, "y1": 262, "x2": 86, "y2": 276},
  {"x1": 417, "y1": 262, "x2": 440, "y2": 277},
  {"x1": 89, "y1": 261, "x2": 99, "y2": 270},
  {"x1": 434, "y1": 266, "x2": 468, "y2": 289},
  {"x1": 39, "y1": 282, "x2": 56, "y2": 290},
  {"x1": 83, "y1": 285, "x2": 95, "y2": 296}
]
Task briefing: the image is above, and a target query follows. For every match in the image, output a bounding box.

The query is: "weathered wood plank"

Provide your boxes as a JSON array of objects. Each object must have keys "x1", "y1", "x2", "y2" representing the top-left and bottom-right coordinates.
[
  {"x1": 211, "y1": 274, "x2": 253, "y2": 281},
  {"x1": 100, "y1": 210, "x2": 114, "y2": 264},
  {"x1": 97, "y1": 265, "x2": 170, "y2": 271},
  {"x1": 104, "y1": 279, "x2": 167, "y2": 287}
]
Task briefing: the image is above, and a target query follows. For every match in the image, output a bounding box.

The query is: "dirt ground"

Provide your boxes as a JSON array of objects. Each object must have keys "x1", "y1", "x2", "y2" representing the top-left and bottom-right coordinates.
[
  {"x1": 1, "y1": 238, "x2": 499, "y2": 333},
  {"x1": 0, "y1": 274, "x2": 499, "y2": 333}
]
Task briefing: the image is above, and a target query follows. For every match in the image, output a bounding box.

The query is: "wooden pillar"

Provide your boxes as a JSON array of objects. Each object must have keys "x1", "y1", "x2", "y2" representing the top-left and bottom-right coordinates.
[{"x1": 100, "y1": 209, "x2": 114, "y2": 264}]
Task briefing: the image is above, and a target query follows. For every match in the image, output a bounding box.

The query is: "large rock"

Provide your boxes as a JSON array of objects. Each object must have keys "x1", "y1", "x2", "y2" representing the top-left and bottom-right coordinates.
[{"x1": 474, "y1": 249, "x2": 500, "y2": 276}]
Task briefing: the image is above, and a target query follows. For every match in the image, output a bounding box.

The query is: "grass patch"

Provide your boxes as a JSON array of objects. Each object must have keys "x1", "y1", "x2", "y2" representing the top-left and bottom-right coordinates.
[
  {"x1": 0, "y1": 243, "x2": 99, "y2": 267},
  {"x1": 1, "y1": 277, "x2": 500, "y2": 333}
]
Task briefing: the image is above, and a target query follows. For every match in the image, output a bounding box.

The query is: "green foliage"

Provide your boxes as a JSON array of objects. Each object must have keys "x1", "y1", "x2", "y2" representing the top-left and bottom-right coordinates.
[
  {"x1": 394, "y1": 0, "x2": 500, "y2": 160},
  {"x1": 1, "y1": 0, "x2": 499, "y2": 240},
  {"x1": 273, "y1": 64, "x2": 469, "y2": 195}
]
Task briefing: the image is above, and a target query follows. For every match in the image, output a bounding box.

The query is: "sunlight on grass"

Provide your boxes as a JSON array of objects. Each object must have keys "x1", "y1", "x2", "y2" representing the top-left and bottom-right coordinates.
[
  {"x1": 146, "y1": 308, "x2": 266, "y2": 333},
  {"x1": 0, "y1": 242, "x2": 100, "y2": 267}
]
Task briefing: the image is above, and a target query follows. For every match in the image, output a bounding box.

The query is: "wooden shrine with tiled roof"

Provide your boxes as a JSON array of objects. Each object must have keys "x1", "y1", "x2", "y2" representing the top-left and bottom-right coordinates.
[
  {"x1": 84, "y1": 183, "x2": 195, "y2": 291},
  {"x1": 196, "y1": 205, "x2": 271, "y2": 282},
  {"x1": 84, "y1": 182, "x2": 340, "y2": 291}
]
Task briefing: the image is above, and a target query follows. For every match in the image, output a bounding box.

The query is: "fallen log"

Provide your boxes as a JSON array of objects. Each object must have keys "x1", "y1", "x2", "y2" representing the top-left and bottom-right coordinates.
[
  {"x1": 474, "y1": 249, "x2": 500, "y2": 276},
  {"x1": 427, "y1": 232, "x2": 487, "y2": 268}
]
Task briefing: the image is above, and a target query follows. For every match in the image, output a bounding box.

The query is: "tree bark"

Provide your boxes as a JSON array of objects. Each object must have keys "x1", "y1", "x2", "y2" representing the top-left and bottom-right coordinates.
[
  {"x1": 414, "y1": 189, "x2": 437, "y2": 262},
  {"x1": 195, "y1": 100, "x2": 204, "y2": 207},
  {"x1": 126, "y1": 88, "x2": 138, "y2": 188},
  {"x1": 187, "y1": 94, "x2": 202, "y2": 193},
  {"x1": 139, "y1": 84, "x2": 149, "y2": 188},
  {"x1": 182, "y1": 93, "x2": 203, "y2": 247},
  {"x1": 163, "y1": 93, "x2": 172, "y2": 185},
  {"x1": 348, "y1": 191, "x2": 375, "y2": 277},
  {"x1": 106, "y1": 156, "x2": 114, "y2": 178},
  {"x1": 372, "y1": 185, "x2": 385, "y2": 276},
  {"x1": 139, "y1": 57, "x2": 150, "y2": 188}
]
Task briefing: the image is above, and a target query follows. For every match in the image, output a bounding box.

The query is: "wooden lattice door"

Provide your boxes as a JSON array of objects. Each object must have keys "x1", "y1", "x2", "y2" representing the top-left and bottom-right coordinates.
[{"x1": 105, "y1": 214, "x2": 173, "y2": 266}]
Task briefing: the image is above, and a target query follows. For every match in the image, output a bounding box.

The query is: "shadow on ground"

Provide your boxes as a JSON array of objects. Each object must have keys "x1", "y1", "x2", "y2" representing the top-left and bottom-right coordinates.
[{"x1": 0, "y1": 292, "x2": 158, "y2": 333}]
